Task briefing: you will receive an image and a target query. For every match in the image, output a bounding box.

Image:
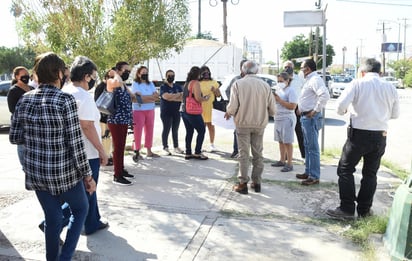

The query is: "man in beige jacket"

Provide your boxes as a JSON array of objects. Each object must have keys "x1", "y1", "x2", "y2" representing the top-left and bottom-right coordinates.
[{"x1": 224, "y1": 60, "x2": 276, "y2": 194}]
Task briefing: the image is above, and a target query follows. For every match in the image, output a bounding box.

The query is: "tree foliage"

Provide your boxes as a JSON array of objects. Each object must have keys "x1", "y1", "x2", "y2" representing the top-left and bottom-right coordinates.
[
  {"x1": 0, "y1": 47, "x2": 36, "y2": 74},
  {"x1": 281, "y1": 34, "x2": 335, "y2": 70},
  {"x1": 388, "y1": 59, "x2": 412, "y2": 80},
  {"x1": 11, "y1": 0, "x2": 191, "y2": 75}
]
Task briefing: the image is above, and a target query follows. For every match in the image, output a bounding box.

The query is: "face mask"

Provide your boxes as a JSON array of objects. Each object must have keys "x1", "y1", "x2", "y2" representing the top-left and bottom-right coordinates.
[
  {"x1": 88, "y1": 78, "x2": 96, "y2": 90},
  {"x1": 20, "y1": 75, "x2": 30, "y2": 84},
  {"x1": 277, "y1": 82, "x2": 286, "y2": 89},
  {"x1": 121, "y1": 71, "x2": 130, "y2": 81},
  {"x1": 141, "y1": 74, "x2": 149, "y2": 81},
  {"x1": 167, "y1": 76, "x2": 174, "y2": 83},
  {"x1": 284, "y1": 67, "x2": 294, "y2": 75},
  {"x1": 298, "y1": 70, "x2": 305, "y2": 80},
  {"x1": 201, "y1": 72, "x2": 210, "y2": 80}
]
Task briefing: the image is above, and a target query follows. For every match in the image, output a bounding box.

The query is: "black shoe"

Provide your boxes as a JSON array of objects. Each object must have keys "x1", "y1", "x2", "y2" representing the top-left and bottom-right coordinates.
[
  {"x1": 250, "y1": 182, "x2": 261, "y2": 193},
  {"x1": 233, "y1": 182, "x2": 248, "y2": 194},
  {"x1": 85, "y1": 221, "x2": 109, "y2": 235},
  {"x1": 132, "y1": 150, "x2": 143, "y2": 162},
  {"x1": 326, "y1": 207, "x2": 355, "y2": 220},
  {"x1": 122, "y1": 169, "x2": 134, "y2": 178},
  {"x1": 230, "y1": 151, "x2": 239, "y2": 158},
  {"x1": 113, "y1": 176, "x2": 132, "y2": 185},
  {"x1": 296, "y1": 173, "x2": 309, "y2": 179},
  {"x1": 106, "y1": 157, "x2": 113, "y2": 166},
  {"x1": 39, "y1": 223, "x2": 64, "y2": 245},
  {"x1": 358, "y1": 209, "x2": 374, "y2": 218}
]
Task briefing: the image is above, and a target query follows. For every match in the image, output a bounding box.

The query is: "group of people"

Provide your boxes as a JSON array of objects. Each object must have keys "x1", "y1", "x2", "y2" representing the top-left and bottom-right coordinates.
[
  {"x1": 226, "y1": 58, "x2": 399, "y2": 224},
  {"x1": 6, "y1": 52, "x2": 400, "y2": 260}
]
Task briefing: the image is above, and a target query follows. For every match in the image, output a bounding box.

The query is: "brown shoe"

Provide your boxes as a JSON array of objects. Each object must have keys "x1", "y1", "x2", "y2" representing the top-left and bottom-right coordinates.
[
  {"x1": 296, "y1": 173, "x2": 309, "y2": 179},
  {"x1": 233, "y1": 182, "x2": 248, "y2": 194},
  {"x1": 250, "y1": 182, "x2": 261, "y2": 193},
  {"x1": 301, "y1": 178, "x2": 319, "y2": 185}
]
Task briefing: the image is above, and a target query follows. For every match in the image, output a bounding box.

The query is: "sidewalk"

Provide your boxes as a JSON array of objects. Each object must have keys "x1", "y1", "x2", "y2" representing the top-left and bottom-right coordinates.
[{"x1": 0, "y1": 132, "x2": 401, "y2": 260}]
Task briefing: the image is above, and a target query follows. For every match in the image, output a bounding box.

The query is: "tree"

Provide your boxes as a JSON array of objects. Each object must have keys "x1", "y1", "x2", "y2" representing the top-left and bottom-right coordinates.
[
  {"x1": 11, "y1": 0, "x2": 191, "y2": 74},
  {"x1": 388, "y1": 59, "x2": 412, "y2": 80},
  {"x1": 0, "y1": 46, "x2": 36, "y2": 74},
  {"x1": 280, "y1": 34, "x2": 335, "y2": 70}
]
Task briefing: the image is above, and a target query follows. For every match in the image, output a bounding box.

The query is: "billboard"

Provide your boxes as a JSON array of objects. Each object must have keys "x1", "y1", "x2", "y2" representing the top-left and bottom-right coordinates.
[
  {"x1": 284, "y1": 10, "x2": 324, "y2": 27},
  {"x1": 381, "y1": 43, "x2": 403, "y2": 53}
]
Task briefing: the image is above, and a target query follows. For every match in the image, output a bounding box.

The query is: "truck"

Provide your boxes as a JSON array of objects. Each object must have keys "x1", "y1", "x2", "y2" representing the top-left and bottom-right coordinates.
[{"x1": 146, "y1": 39, "x2": 243, "y2": 85}]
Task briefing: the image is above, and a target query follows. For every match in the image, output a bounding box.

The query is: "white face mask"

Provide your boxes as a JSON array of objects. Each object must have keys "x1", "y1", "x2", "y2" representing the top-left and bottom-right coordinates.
[
  {"x1": 277, "y1": 82, "x2": 286, "y2": 89},
  {"x1": 298, "y1": 70, "x2": 305, "y2": 80}
]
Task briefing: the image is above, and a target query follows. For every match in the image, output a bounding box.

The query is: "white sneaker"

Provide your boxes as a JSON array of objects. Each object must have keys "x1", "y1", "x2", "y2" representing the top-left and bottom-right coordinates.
[
  {"x1": 174, "y1": 147, "x2": 184, "y2": 154},
  {"x1": 163, "y1": 148, "x2": 171, "y2": 156},
  {"x1": 210, "y1": 144, "x2": 217, "y2": 152}
]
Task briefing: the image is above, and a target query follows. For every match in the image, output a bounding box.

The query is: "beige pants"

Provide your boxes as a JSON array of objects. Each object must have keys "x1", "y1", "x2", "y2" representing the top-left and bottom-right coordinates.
[
  {"x1": 236, "y1": 127, "x2": 265, "y2": 184},
  {"x1": 100, "y1": 122, "x2": 112, "y2": 157}
]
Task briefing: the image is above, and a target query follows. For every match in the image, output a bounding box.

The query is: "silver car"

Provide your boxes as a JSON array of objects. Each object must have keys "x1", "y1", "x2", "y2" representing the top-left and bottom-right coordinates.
[{"x1": 0, "y1": 81, "x2": 12, "y2": 128}]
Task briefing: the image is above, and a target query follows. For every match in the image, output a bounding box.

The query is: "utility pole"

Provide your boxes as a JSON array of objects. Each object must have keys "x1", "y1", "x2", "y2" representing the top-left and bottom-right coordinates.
[
  {"x1": 314, "y1": 0, "x2": 322, "y2": 64},
  {"x1": 198, "y1": 0, "x2": 201, "y2": 37},
  {"x1": 377, "y1": 21, "x2": 390, "y2": 75},
  {"x1": 209, "y1": 0, "x2": 240, "y2": 44}
]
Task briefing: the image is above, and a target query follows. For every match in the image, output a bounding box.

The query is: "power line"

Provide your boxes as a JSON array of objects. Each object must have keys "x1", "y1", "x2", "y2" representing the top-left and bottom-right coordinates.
[{"x1": 336, "y1": 0, "x2": 412, "y2": 7}]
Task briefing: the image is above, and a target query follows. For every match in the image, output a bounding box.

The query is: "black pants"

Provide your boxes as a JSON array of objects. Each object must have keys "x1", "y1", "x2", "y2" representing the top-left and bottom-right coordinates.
[
  {"x1": 160, "y1": 110, "x2": 181, "y2": 149},
  {"x1": 295, "y1": 107, "x2": 305, "y2": 158},
  {"x1": 337, "y1": 128, "x2": 386, "y2": 215}
]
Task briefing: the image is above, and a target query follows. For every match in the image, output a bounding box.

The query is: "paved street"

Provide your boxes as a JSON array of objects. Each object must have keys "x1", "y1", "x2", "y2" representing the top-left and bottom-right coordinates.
[{"x1": 0, "y1": 88, "x2": 410, "y2": 260}]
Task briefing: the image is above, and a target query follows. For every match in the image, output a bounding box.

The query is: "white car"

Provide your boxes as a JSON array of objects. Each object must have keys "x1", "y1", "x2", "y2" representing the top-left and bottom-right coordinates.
[
  {"x1": 381, "y1": 76, "x2": 400, "y2": 88},
  {"x1": 0, "y1": 81, "x2": 12, "y2": 128},
  {"x1": 220, "y1": 73, "x2": 277, "y2": 100},
  {"x1": 330, "y1": 76, "x2": 353, "y2": 98}
]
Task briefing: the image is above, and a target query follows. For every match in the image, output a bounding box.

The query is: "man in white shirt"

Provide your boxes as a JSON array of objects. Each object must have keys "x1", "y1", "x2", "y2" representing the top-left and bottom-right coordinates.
[
  {"x1": 296, "y1": 59, "x2": 330, "y2": 185},
  {"x1": 327, "y1": 58, "x2": 400, "y2": 219}
]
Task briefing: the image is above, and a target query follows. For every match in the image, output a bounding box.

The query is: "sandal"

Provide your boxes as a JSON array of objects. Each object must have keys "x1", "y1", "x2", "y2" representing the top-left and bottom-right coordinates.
[
  {"x1": 147, "y1": 152, "x2": 160, "y2": 158},
  {"x1": 192, "y1": 153, "x2": 208, "y2": 160},
  {"x1": 271, "y1": 161, "x2": 285, "y2": 167}
]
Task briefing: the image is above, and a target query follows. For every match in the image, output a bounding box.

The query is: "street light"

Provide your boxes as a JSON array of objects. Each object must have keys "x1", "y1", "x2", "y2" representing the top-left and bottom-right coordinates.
[
  {"x1": 342, "y1": 46, "x2": 347, "y2": 74},
  {"x1": 209, "y1": 0, "x2": 240, "y2": 44}
]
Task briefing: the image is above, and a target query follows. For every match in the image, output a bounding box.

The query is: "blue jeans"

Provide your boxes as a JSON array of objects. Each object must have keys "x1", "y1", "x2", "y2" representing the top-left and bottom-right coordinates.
[
  {"x1": 17, "y1": 144, "x2": 25, "y2": 168},
  {"x1": 181, "y1": 112, "x2": 205, "y2": 155},
  {"x1": 84, "y1": 158, "x2": 102, "y2": 235},
  {"x1": 160, "y1": 110, "x2": 181, "y2": 149},
  {"x1": 36, "y1": 180, "x2": 89, "y2": 261},
  {"x1": 300, "y1": 113, "x2": 323, "y2": 179}
]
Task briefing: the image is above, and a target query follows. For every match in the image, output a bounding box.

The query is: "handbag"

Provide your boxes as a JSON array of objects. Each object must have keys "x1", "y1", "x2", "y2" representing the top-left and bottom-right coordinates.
[
  {"x1": 213, "y1": 96, "x2": 228, "y2": 112},
  {"x1": 185, "y1": 82, "x2": 203, "y2": 115},
  {"x1": 96, "y1": 90, "x2": 116, "y2": 115}
]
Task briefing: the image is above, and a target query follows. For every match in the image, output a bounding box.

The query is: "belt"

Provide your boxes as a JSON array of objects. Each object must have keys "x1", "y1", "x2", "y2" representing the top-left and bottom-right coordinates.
[
  {"x1": 352, "y1": 128, "x2": 387, "y2": 137},
  {"x1": 301, "y1": 110, "x2": 313, "y2": 116}
]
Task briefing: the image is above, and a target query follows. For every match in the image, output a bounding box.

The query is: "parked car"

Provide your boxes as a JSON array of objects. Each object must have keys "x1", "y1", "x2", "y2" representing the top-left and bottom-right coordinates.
[
  {"x1": 0, "y1": 81, "x2": 12, "y2": 128},
  {"x1": 382, "y1": 76, "x2": 401, "y2": 88},
  {"x1": 330, "y1": 76, "x2": 353, "y2": 98},
  {"x1": 220, "y1": 74, "x2": 277, "y2": 100}
]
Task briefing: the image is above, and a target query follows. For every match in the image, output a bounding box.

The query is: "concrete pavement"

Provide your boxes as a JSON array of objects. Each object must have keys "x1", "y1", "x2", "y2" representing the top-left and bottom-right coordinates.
[
  {"x1": 3, "y1": 88, "x2": 412, "y2": 260},
  {"x1": 0, "y1": 117, "x2": 402, "y2": 260}
]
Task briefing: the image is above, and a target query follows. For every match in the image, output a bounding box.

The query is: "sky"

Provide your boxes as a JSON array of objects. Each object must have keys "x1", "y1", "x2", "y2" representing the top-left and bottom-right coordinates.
[{"x1": 1, "y1": 0, "x2": 412, "y2": 66}]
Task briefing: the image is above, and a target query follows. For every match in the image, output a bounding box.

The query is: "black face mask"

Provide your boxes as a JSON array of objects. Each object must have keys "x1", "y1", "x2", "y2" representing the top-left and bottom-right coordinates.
[
  {"x1": 141, "y1": 74, "x2": 149, "y2": 81},
  {"x1": 284, "y1": 67, "x2": 294, "y2": 75},
  {"x1": 60, "y1": 75, "x2": 66, "y2": 88},
  {"x1": 121, "y1": 71, "x2": 130, "y2": 81},
  {"x1": 201, "y1": 72, "x2": 210, "y2": 80},
  {"x1": 167, "y1": 76, "x2": 174, "y2": 83},
  {"x1": 88, "y1": 78, "x2": 96, "y2": 90},
  {"x1": 20, "y1": 75, "x2": 30, "y2": 84}
]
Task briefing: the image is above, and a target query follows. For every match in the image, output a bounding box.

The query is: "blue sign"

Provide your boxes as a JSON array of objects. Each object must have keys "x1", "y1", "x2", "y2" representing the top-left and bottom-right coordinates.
[{"x1": 381, "y1": 43, "x2": 402, "y2": 53}]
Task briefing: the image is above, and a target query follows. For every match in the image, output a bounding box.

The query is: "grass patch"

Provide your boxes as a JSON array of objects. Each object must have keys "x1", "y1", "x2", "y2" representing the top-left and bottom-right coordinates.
[
  {"x1": 342, "y1": 215, "x2": 388, "y2": 260},
  {"x1": 381, "y1": 158, "x2": 409, "y2": 180}
]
